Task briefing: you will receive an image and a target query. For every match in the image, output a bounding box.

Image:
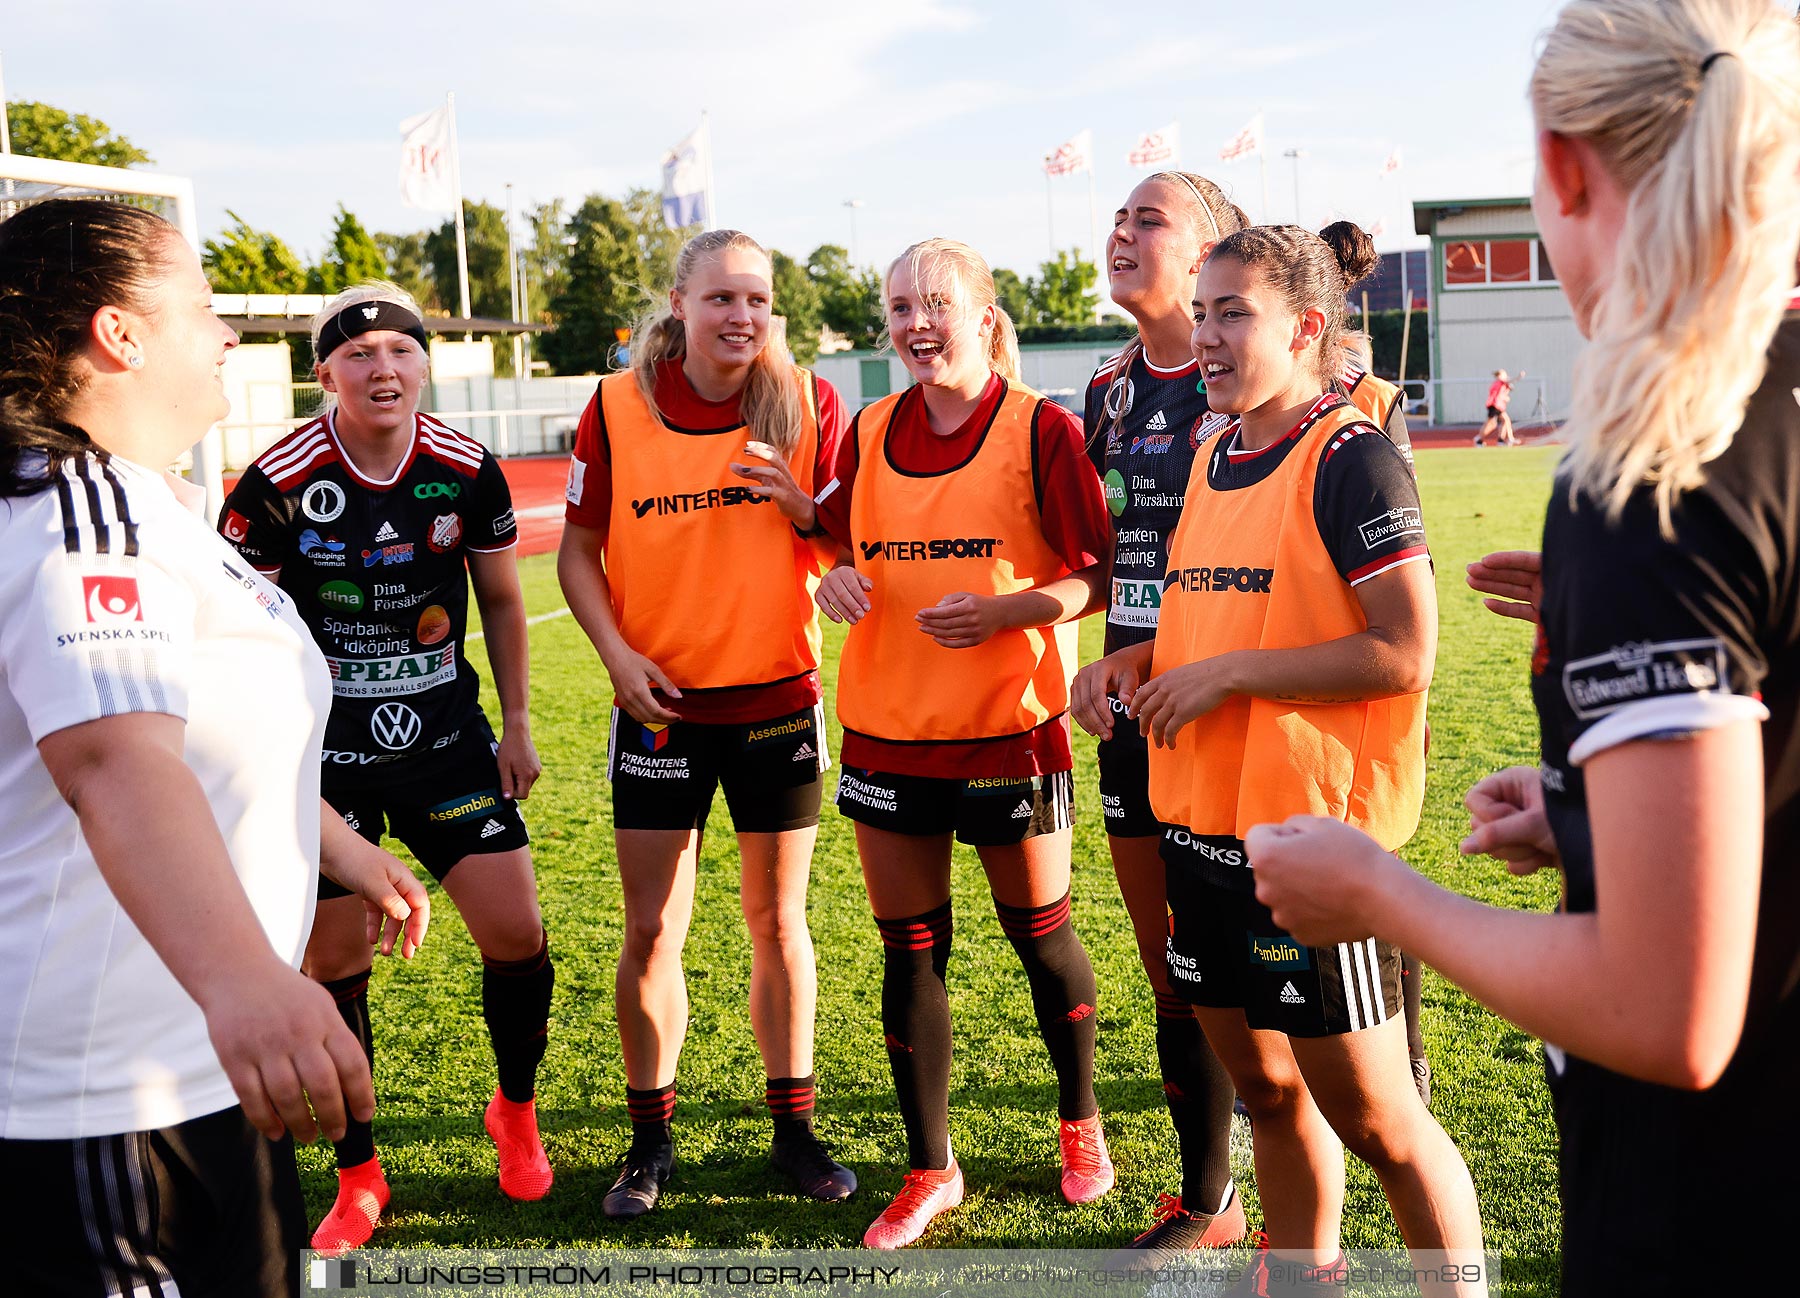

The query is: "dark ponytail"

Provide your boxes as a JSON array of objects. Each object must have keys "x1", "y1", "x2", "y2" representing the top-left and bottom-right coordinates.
[{"x1": 0, "y1": 200, "x2": 179, "y2": 497}]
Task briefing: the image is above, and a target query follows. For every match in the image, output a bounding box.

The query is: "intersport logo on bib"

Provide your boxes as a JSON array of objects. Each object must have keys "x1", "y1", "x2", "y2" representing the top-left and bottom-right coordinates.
[{"x1": 859, "y1": 537, "x2": 1001, "y2": 561}]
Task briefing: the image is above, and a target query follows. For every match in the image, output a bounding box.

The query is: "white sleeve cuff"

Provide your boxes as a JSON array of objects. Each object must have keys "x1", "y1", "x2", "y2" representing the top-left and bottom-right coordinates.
[{"x1": 1568, "y1": 692, "x2": 1769, "y2": 766}]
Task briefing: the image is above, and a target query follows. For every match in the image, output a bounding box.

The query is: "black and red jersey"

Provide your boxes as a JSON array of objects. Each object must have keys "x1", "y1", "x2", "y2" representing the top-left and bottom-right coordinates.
[
  {"x1": 221, "y1": 410, "x2": 517, "y2": 786},
  {"x1": 1083, "y1": 348, "x2": 1221, "y2": 655}
]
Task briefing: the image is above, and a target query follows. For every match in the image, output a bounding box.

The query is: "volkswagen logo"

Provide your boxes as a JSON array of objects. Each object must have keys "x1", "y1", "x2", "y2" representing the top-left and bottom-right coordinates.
[
  {"x1": 302, "y1": 481, "x2": 347, "y2": 523},
  {"x1": 370, "y1": 702, "x2": 423, "y2": 750}
]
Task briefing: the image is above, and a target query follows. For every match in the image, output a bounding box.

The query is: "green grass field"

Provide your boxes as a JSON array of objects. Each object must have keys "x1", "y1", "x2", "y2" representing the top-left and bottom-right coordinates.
[{"x1": 306, "y1": 446, "x2": 1564, "y2": 1294}]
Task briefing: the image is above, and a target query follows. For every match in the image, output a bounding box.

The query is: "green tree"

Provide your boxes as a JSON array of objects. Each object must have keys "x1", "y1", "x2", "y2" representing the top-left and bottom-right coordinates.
[
  {"x1": 993, "y1": 267, "x2": 1035, "y2": 329},
  {"x1": 539, "y1": 193, "x2": 642, "y2": 376},
  {"x1": 5, "y1": 100, "x2": 151, "y2": 168},
  {"x1": 425, "y1": 200, "x2": 512, "y2": 320},
  {"x1": 808, "y1": 244, "x2": 883, "y2": 350},
  {"x1": 373, "y1": 231, "x2": 440, "y2": 311},
  {"x1": 520, "y1": 200, "x2": 569, "y2": 328},
  {"x1": 620, "y1": 187, "x2": 686, "y2": 290},
  {"x1": 770, "y1": 249, "x2": 824, "y2": 365},
  {"x1": 308, "y1": 205, "x2": 387, "y2": 295},
  {"x1": 1029, "y1": 249, "x2": 1099, "y2": 329},
  {"x1": 202, "y1": 211, "x2": 307, "y2": 293}
]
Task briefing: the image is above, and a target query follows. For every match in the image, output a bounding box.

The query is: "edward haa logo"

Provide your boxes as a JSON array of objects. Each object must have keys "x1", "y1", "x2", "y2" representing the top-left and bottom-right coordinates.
[{"x1": 859, "y1": 537, "x2": 1001, "y2": 561}]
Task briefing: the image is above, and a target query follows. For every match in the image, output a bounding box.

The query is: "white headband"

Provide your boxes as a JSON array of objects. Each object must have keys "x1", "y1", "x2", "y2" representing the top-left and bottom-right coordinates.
[{"x1": 1160, "y1": 172, "x2": 1221, "y2": 243}]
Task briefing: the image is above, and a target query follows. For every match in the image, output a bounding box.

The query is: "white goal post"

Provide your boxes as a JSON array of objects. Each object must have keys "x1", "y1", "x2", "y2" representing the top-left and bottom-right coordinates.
[{"x1": 0, "y1": 152, "x2": 227, "y2": 516}]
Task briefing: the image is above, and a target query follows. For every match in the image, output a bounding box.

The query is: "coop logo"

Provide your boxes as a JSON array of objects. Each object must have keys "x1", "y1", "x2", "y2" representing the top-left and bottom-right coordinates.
[
  {"x1": 630, "y1": 486, "x2": 766, "y2": 519},
  {"x1": 1168, "y1": 564, "x2": 1274, "y2": 594},
  {"x1": 859, "y1": 537, "x2": 1002, "y2": 561},
  {"x1": 369, "y1": 702, "x2": 423, "y2": 750},
  {"x1": 82, "y1": 575, "x2": 143, "y2": 623},
  {"x1": 413, "y1": 481, "x2": 462, "y2": 500},
  {"x1": 326, "y1": 645, "x2": 457, "y2": 698},
  {"x1": 1358, "y1": 506, "x2": 1424, "y2": 551},
  {"x1": 1562, "y1": 638, "x2": 1729, "y2": 720},
  {"x1": 1108, "y1": 577, "x2": 1162, "y2": 627},
  {"x1": 1249, "y1": 935, "x2": 1311, "y2": 970},
  {"x1": 301, "y1": 481, "x2": 346, "y2": 523}
]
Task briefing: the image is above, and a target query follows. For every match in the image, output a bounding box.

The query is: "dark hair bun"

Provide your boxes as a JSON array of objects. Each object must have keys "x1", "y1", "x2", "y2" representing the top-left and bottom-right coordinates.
[{"x1": 1317, "y1": 221, "x2": 1379, "y2": 287}]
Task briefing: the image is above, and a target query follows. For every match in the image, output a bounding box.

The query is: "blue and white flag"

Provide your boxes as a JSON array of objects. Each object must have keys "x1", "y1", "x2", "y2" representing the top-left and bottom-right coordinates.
[{"x1": 661, "y1": 122, "x2": 710, "y2": 230}]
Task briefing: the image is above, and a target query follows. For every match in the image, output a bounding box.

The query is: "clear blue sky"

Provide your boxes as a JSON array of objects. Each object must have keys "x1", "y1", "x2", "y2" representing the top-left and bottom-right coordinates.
[{"x1": 3, "y1": 1, "x2": 1565, "y2": 278}]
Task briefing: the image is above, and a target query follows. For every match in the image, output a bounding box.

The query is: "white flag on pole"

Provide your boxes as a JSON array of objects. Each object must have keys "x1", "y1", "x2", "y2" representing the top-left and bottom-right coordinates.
[
  {"x1": 662, "y1": 122, "x2": 710, "y2": 230},
  {"x1": 1219, "y1": 114, "x2": 1264, "y2": 163},
  {"x1": 1043, "y1": 129, "x2": 1093, "y2": 177},
  {"x1": 399, "y1": 105, "x2": 456, "y2": 211},
  {"x1": 1378, "y1": 148, "x2": 1403, "y2": 178},
  {"x1": 1127, "y1": 122, "x2": 1180, "y2": 170}
]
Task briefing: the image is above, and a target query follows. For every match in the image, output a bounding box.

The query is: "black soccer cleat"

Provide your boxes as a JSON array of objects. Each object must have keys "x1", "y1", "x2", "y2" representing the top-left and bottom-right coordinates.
[
  {"x1": 602, "y1": 1144, "x2": 673, "y2": 1219},
  {"x1": 772, "y1": 1129, "x2": 858, "y2": 1201}
]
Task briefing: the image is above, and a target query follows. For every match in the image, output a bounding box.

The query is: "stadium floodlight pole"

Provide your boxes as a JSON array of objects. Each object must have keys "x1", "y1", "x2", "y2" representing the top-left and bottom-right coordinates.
[
  {"x1": 1045, "y1": 170, "x2": 1055, "y2": 257},
  {"x1": 505, "y1": 181, "x2": 522, "y2": 454},
  {"x1": 844, "y1": 198, "x2": 864, "y2": 269},
  {"x1": 1283, "y1": 147, "x2": 1309, "y2": 224},
  {"x1": 446, "y1": 93, "x2": 474, "y2": 340}
]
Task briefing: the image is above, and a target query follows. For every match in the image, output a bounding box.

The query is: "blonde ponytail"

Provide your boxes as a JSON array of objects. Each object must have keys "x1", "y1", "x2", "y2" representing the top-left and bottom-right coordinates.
[
  {"x1": 1533, "y1": 0, "x2": 1800, "y2": 532},
  {"x1": 988, "y1": 305, "x2": 1022, "y2": 383},
  {"x1": 631, "y1": 228, "x2": 805, "y2": 455}
]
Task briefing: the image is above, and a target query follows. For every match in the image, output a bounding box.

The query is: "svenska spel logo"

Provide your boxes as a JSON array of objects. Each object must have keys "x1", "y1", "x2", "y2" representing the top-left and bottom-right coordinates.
[{"x1": 309, "y1": 1256, "x2": 355, "y2": 1288}]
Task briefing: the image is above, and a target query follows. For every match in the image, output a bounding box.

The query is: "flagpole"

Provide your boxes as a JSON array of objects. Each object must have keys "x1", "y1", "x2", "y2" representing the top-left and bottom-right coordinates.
[
  {"x1": 1086, "y1": 168, "x2": 1102, "y2": 321},
  {"x1": 1045, "y1": 169, "x2": 1055, "y2": 257},
  {"x1": 701, "y1": 110, "x2": 718, "y2": 230},
  {"x1": 447, "y1": 92, "x2": 473, "y2": 339}
]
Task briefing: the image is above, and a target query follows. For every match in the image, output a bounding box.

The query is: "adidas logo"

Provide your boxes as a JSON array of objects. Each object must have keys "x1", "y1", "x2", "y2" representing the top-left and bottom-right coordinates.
[
  {"x1": 792, "y1": 741, "x2": 816, "y2": 763},
  {"x1": 1145, "y1": 409, "x2": 1168, "y2": 431},
  {"x1": 479, "y1": 818, "x2": 504, "y2": 838},
  {"x1": 1010, "y1": 799, "x2": 1033, "y2": 820},
  {"x1": 374, "y1": 521, "x2": 399, "y2": 542},
  {"x1": 1279, "y1": 981, "x2": 1305, "y2": 1005}
]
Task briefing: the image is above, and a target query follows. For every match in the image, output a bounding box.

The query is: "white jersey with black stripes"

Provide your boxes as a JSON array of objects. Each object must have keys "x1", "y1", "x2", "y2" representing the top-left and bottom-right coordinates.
[{"x1": 0, "y1": 453, "x2": 329, "y2": 1138}]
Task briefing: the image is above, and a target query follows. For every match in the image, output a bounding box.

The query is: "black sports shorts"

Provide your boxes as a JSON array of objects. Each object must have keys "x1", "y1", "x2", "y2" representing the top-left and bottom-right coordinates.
[
  {"x1": 836, "y1": 765, "x2": 1075, "y2": 846},
  {"x1": 0, "y1": 1104, "x2": 304, "y2": 1298},
  {"x1": 1162, "y1": 830, "x2": 1402, "y2": 1037},
  {"x1": 608, "y1": 704, "x2": 827, "y2": 834},
  {"x1": 1096, "y1": 697, "x2": 1161, "y2": 838},
  {"x1": 320, "y1": 717, "x2": 530, "y2": 900}
]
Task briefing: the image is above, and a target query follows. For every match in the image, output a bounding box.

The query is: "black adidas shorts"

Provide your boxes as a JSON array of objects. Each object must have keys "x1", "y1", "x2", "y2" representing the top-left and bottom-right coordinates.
[
  {"x1": 1163, "y1": 831, "x2": 1402, "y2": 1038},
  {"x1": 320, "y1": 719, "x2": 530, "y2": 900},
  {"x1": 835, "y1": 766, "x2": 1075, "y2": 846},
  {"x1": 608, "y1": 704, "x2": 828, "y2": 834},
  {"x1": 0, "y1": 1105, "x2": 304, "y2": 1298},
  {"x1": 1096, "y1": 701, "x2": 1161, "y2": 838}
]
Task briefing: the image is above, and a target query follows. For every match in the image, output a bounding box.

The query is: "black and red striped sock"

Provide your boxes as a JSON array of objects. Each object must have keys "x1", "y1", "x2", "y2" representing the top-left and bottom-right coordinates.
[
  {"x1": 877, "y1": 901, "x2": 954, "y2": 1170},
  {"x1": 321, "y1": 969, "x2": 376, "y2": 1169},
  {"x1": 625, "y1": 1083, "x2": 676, "y2": 1153},
  {"x1": 766, "y1": 1074, "x2": 817, "y2": 1141},
  {"x1": 1154, "y1": 990, "x2": 1236, "y2": 1214},
  {"x1": 995, "y1": 892, "x2": 1098, "y2": 1121},
  {"x1": 481, "y1": 933, "x2": 553, "y2": 1104}
]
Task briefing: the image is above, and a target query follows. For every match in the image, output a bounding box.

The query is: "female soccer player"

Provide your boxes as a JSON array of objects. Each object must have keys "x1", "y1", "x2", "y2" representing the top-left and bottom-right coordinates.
[
  {"x1": 815, "y1": 237, "x2": 1112, "y2": 1249},
  {"x1": 222, "y1": 281, "x2": 552, "y2": 1252},
  {"x1": 0, "y1": 200, "x2": 425, "y2": 1297},
  {"x1": 1251, "y1": 2, "x2": 1800, "y2": 1293},
  {"x1": 558, "y1": 229, "x2": 855, "y2": 1217},
  {"x1": 1075, "y1": 222, "x2": 1484, "y2": 1295},
  {"x1": 1075, "y1": 170, "x2": 1252, "y2": 1257},
  {"x1": 1474, "y1": 370, "x2": 1518, "y2": 446}
]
